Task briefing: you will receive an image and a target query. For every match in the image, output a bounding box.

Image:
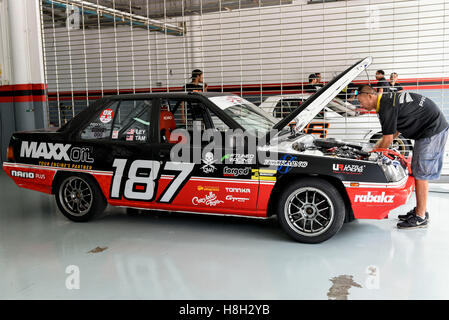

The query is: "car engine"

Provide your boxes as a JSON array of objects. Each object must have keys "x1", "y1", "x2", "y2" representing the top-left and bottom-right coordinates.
[{"x1": 291, "y1": 136, "x2": 410, "y2": 182}]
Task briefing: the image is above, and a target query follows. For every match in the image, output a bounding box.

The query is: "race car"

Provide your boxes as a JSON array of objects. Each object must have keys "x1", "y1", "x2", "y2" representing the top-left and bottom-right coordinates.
[
  {"x1": 2, "y1": 57, "x2": 415, "y2": 243},
  {"x1": 259, "y1": 93, "x2": 413, "y2": 156}
]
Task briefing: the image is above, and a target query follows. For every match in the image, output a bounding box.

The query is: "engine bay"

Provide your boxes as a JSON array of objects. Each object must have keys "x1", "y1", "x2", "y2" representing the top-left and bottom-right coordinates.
[{"x1": 290, "y1": 136, "x2": 411, "y2": 182}]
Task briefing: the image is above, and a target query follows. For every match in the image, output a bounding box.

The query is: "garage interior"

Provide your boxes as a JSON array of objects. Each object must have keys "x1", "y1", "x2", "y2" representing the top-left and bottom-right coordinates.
[{"x1": 1, "y1": 0, "x2": 449, "y2": 300}]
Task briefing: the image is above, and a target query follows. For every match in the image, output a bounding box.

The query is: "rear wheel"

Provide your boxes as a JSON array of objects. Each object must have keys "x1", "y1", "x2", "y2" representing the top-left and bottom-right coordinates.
[
  {"x1": 55, "y1": 174, "x2": 106, "y2": 222},
  {"x1": 277, "y1": 178, "x2": 346, "y2": 243}
]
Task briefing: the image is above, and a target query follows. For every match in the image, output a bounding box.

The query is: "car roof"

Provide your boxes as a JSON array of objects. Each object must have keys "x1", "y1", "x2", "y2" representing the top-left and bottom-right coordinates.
[{"x1": 106, "y1": 92, "x2": 235, "y2": 100}]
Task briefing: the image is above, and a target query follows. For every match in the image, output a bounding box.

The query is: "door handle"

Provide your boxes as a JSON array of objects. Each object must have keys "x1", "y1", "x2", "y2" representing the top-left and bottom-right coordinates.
[{"x1": 159, "y1": 150, "x2": 170, "y2": 158}]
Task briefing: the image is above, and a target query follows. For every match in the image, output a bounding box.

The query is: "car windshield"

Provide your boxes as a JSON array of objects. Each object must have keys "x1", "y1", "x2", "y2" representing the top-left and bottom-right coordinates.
[{"x1": 208, "y1": 96, "x2": 276, "y2": 135}]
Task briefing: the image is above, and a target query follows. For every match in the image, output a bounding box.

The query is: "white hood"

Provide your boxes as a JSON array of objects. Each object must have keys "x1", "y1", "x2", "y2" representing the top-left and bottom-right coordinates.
[{"x1": 272, "y1": 56, "x2": 372, "y2": 132}]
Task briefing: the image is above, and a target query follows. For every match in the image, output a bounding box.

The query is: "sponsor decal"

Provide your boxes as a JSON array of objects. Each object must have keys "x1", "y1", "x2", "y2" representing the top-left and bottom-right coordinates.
[
  {"x1": 99, "y1": 109, "x2": 114, "y2": 124},
  {"x1": 192, "y1": 192, "x2": 224, "y2": 206},
  {"x1": 251, "y1": 169, "x2": 277, "y2": 181},
  {"x1": 11, "y1": 170, "x2": 46, "y2": 180},
  {"x1": 225, "y1": 195, "x2": 250, "y2": 203},
  {"x1": 20, "y1": 141, "x2": 94, "y2": 163},
  {"x1": 112, "y1": 130, "x2": 119, "y2": 139},
  {"x1": 201, "y1": 152, "x2": 217, "y2": 174},
  {"x1": 263, "y1": 155, "x2": 308, "y2": 173},
  {"x1": 333, "y1": 163, "x2": 366, "y2": 174},
  {"x1": 222, "y1": 153, "x2": 255, "y2": 164},
  {"x1": 225, "y1": 187, "x2": 250, "y2": 194},
  {"x1": 197, "y1": 185, "x2": 220, "y2": 192},
  {"x1": 354, "y1": 192, "x2": 395, "y2": 203},
  {"x1": 223, "y1": 166, "x2": 251, "y2": 177}
]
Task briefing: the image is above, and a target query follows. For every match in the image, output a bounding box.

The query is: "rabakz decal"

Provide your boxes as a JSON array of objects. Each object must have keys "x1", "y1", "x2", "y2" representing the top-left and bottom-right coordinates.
[
  {"x1": 333, "y1": 163, "x2": 365, "y2": 174},
  {"x1": 223, "y1": 166, "x2": 251, "y2": 177},
  {"x1": 354, "y1": 192, "x2": 395, "y2": 203},
  {"x1": 192, "y1": 192, "x2": 223, "y2": 206},
  {"x1": 225, "y1": 195, "x2": 250, "y2": 203},
  {"x1": 99, "y1": 109, "x2": 114, "y2": 124},
  {"x1": 20, "y1": 141, "x2": 94, "y2": 163}
]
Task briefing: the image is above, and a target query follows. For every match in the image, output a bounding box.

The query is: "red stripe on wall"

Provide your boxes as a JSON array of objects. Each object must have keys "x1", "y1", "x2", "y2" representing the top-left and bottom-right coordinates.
[
  {"x1": 0, "y1": 83, "x2": 47, "y2": 103},
  {"x1": 46, "y1": 77, "x2": 449, "y2": 100}
]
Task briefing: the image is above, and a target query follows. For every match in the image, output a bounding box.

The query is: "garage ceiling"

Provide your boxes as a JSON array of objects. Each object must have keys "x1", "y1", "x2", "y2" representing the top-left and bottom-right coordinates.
[{"x1": 41, "y1": 0, "x2": 292, "y2": 33}]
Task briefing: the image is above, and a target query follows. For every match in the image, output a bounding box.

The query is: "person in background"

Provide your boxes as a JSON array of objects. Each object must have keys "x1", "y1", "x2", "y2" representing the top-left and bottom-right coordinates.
[
  {"x1": 184, "y1": 69, "x2": 207, "y2": 92},
  {"x1": 304, "y1": 74, "x2": 320, "y2": 93},
  {"x1": 375, "y1": 70, "x2": 390, "y2": 94},
  {"x1": 337, "y1": 82, "x2": 358, "y2": 105},
  {"x1": 315, "y1": 72, "x2": 324, "y2": 88},
  {"x1": 180, "y1": 69, "x2": 207, "y2": 124},
  {"x1": 389, "y1": 72, "x2": 403, "y2": 93}
]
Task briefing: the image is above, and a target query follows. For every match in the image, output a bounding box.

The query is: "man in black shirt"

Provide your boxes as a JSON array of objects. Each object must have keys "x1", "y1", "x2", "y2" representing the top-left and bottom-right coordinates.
[
  {"x1": 184, "y1": 69, "x2": 207, "y2": 92},
  {"x1": 303, "y1": 74, "x2": 320, "y2": 93},
  {"x1": 315, "y1": 73, "x2": 324, "y2": 88},
  {"x1": 389, "y1": 72, "x2": 403, "y2": 94},
  {"x1": 374, "y1": 70, "x2": 390, "y2": 94},
  {"x1": 357, "y1": 85, "x2": 449, "y2": 229}
]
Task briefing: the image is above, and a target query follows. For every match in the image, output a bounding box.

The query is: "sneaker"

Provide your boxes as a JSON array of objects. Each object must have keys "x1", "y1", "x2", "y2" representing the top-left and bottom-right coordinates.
[
  {"x1": 398, "y1": 208, "x2": 429, "y2": 221},
  {"x1": 397, "y1": 214, "x2": 428, "y2": 229}
]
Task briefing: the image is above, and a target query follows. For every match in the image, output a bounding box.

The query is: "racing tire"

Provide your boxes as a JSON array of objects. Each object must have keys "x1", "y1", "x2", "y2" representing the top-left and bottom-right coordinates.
[
  {"x1": 276, "y1": 178, "x2": 346, "y2": 244},
  {"x1": 55, "y1": 174, "x2": 107, "y2": 222}
]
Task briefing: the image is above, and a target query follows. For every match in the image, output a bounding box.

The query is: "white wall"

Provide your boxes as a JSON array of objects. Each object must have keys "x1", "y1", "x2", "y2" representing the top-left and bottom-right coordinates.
[{"x1": 43, "y1": 0, "x2": 449, "y2": 92}]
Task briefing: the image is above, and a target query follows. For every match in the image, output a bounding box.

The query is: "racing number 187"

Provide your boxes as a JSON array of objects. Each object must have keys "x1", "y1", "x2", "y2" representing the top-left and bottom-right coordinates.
[{"x1": 110, "y1": 159, "x2": 194, "y2": 203}]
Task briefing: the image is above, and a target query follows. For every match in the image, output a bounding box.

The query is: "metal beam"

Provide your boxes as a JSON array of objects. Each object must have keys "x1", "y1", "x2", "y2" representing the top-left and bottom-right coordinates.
[{"x1": 43, "y1": 0, "x2": 185, "y2": 35}]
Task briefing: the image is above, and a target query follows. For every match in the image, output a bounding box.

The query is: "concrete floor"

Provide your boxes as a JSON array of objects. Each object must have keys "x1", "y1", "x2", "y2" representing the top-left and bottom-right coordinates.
[{"x1": 1, "y1": 169, "x2": 449, "y2": 300}]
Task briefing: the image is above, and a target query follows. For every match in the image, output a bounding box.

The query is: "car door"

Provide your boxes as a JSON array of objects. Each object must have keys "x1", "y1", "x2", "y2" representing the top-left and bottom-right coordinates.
[
  {"x1": 149, "y1": 96, "x2": 259, "y2": 215},
  {"x1": 75, "y1": 98, "x2": 159, "y2": 208}
]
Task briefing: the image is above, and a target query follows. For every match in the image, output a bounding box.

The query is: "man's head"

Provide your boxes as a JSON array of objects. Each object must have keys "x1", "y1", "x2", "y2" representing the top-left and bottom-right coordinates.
[
  {"x1": 390, "y1": 72, "x2": 398, "y2": 82},
  {"x1": 315, "y1": 73, "x2": 322, "y2": 83},
  {"x1": 191, "y1": 69, "x2": 203, "y2": 83},
  {"x1": 375, "y1": 70, "x2": 385, "y2": 80},
  {"x1": 308, "y1": 73, "x2": 318, "y2": 84},
  {"x1": 356, "y1": 85, "x2": 378, "y2": 111}
]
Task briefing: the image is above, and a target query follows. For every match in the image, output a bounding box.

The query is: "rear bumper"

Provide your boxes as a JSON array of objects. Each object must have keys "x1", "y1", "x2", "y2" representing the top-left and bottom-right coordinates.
[
  {"x1": 3, "y1": 162, "x2": 56, "y2": 194},
  {"x1": 344, "y1": 175, "x2": 415, "y2": 219}
]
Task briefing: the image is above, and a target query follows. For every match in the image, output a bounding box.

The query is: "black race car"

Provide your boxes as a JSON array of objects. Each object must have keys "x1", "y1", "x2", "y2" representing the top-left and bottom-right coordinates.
[{"x1": 3, "y1": 57, "x2": 414, "y2": 243}]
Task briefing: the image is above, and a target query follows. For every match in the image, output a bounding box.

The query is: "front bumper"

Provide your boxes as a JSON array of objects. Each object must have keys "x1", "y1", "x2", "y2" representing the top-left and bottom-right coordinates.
[{"x1": 344, "y1": 175, "x2": 415, "y2": 219}]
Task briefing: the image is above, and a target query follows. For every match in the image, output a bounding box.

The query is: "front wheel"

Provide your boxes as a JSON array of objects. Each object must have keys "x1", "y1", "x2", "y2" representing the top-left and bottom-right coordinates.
[
  {"x1": 55, "y1": 174, "x2": 107, "y2": 222},
  {"x1": 276, "y1": 178, "x2": 346, "y2": 243}
]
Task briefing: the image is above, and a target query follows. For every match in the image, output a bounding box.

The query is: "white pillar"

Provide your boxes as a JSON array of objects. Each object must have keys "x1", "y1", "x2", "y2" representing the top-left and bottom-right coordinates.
[
  {"x1": 4, "y1": 0, "x2": 47, "y2": 131},
  {"x1": 8, "y1": 0, "x2": 45, "y2": 85}
]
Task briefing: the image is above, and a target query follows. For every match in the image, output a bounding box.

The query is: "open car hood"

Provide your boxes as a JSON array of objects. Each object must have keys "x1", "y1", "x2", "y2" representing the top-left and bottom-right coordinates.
[{"x1": 272, "y1": 56, "x2": 372, "y2": 132}]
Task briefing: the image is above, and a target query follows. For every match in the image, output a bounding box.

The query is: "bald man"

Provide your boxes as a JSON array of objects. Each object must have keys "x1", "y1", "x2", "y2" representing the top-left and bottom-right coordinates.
[{"x1": 357, "y1": 85, "x2": 448, "y2": 229}]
